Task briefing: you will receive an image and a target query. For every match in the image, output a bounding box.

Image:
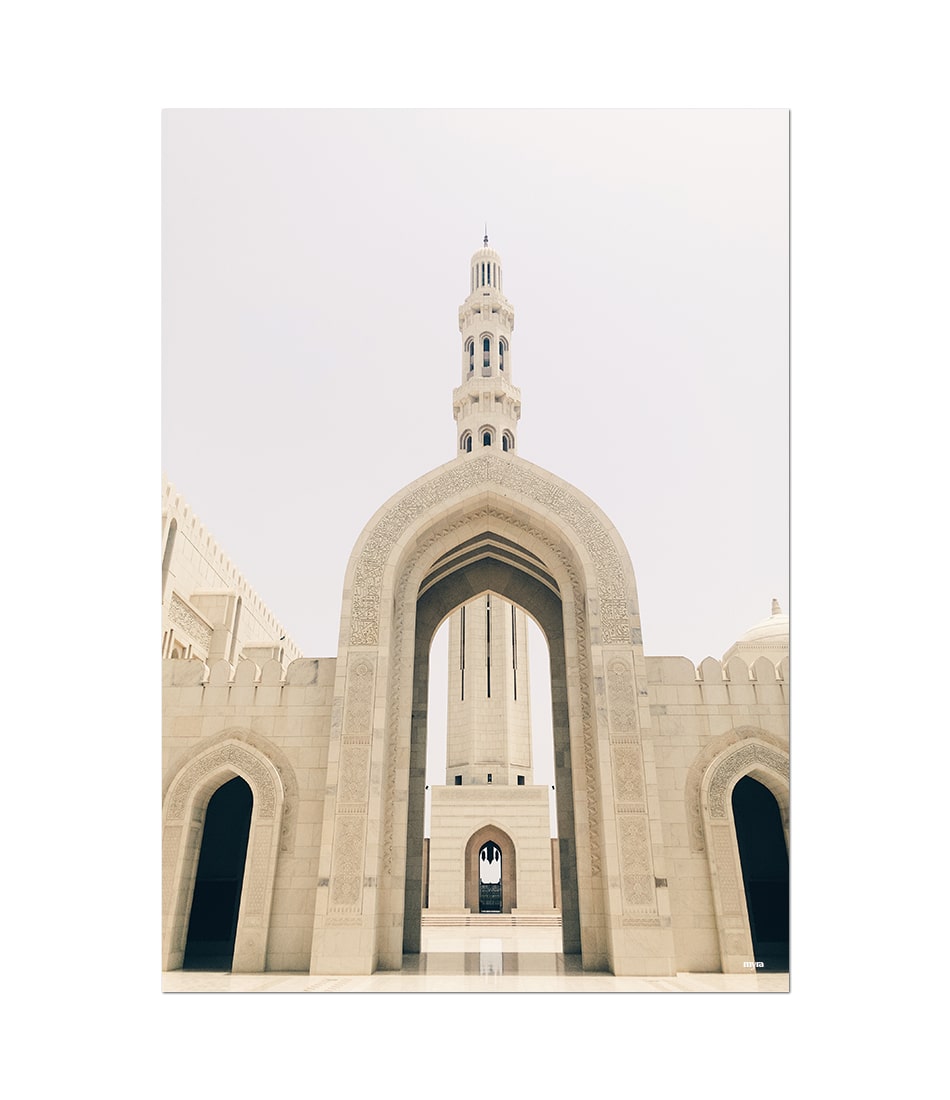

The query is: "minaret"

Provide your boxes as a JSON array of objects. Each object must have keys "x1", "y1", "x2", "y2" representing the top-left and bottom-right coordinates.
[
  {"x1": 426, "y1": 240, "x2": 556, "y2": 915},
  {"x1": 452, "y1": 234, "x2": 521, "y2": 456},
  {"x1": 445, "y1": 239, "x2": 533, "y2": 786}
]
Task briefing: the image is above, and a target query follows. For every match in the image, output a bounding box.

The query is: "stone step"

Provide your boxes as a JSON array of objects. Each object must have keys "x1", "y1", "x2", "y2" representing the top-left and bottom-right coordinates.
[{"x1": 421, "y1": 913, "x2": 563, "y2": 927}]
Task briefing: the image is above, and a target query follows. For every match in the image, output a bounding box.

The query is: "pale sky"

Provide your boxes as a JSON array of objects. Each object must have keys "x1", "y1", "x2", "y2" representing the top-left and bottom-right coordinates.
[
  {"x1": 163, "y1": 109, "x2": 789, "y2": 672},
  {"x1": 163, "y1": 109, "x2": 788, "y2": 834}
]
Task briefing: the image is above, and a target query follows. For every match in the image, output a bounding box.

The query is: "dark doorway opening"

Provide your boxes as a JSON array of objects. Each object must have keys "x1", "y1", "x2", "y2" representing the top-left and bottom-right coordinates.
[
  {"x1": 732, "y1": 776, "x2": 789, "y2": 972},
  {"x1": 183, "y1": 776, "x2": 253, "y2": 970}
]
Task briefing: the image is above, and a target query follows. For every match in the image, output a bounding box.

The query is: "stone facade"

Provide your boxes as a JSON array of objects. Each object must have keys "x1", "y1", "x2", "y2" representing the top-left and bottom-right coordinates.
[{"x1": 162, "y1": 240, "x2": 788, "y2": 977}]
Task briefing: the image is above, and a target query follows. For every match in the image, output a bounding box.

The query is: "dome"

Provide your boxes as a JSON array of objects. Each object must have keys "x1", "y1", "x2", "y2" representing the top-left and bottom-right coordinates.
[
  {"x1": 470, "y1": 244, "x2": 502, "y2": 264},
  {"x1": 739, "y1": 598, "x2": 789, "y2": 644},
  {"x1": 722, "y1": 599, "x2": 789, "y2": 665}
]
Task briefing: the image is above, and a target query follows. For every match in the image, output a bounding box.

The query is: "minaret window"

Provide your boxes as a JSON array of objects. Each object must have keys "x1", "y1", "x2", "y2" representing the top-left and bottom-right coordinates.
[
  {"x1": 482, "y1": 337, "x2": 491, "y2": 374},
  {"x1": 482, "y1": 430, "x2": 493, "y2": 447},
  {"x1": 460, "y1": 430, "x2": 473, "y2": 453},
  {"x1": 498, "y1": 338, "x2": 506, "y2": 371},
  {"x1": 502, "y1": 430, "x2": 514, "y2": 452},
  {"x1": 466, "y1": 338, "x2": 474, "y2": 373}
]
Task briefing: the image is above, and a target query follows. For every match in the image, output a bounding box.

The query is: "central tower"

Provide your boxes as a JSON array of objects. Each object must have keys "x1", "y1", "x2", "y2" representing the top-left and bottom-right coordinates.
[
  {"x1": 453, "y1": 235, "x2": 521, "y2": 456},
  {"x1": 426, "y1": 238, "x2": 557, "y2": 918}
]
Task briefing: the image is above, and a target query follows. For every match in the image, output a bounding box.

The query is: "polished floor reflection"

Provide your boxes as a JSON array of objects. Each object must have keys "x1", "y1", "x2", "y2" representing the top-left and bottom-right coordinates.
[{"x1": 162, "y1": 927, "x2": 789, "y2": 992}]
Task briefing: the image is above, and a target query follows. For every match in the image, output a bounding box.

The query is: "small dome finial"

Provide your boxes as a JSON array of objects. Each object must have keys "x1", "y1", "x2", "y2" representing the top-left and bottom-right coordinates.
[
  {"x1": 771, "y1": 598, "x2": 782, "y2": 616},
  {"x1": 483, "y1": 223, "x2": 489, "y2": 247}
]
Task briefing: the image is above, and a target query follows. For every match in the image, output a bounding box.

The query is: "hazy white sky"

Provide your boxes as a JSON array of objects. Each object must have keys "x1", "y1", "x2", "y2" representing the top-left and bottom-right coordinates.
[{"x1": 163, "y1": 109, "x2": 788, "y2": 666}]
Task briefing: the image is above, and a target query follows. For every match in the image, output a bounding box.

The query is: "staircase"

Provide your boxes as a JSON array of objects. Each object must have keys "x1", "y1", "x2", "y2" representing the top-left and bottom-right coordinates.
[{"x1": 421, "y1": 912, "x2": 562, "y2": 928}]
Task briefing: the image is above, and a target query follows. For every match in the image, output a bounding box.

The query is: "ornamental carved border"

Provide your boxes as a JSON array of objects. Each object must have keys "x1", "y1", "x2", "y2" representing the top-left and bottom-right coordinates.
[
  {"x1": 379, "y1": 503, "x2": 603, "y2": 881},
  {"x1": 685, "y1": 728, "x2": 789, "y2": 852},
  {"x1": 163, "y1": 728, "x2": 298, "y2": 854},
  {"x1": 707, "y1": 743, "x2": 789, "y2": 818},
  {"x1": 349, "y1": 456, "x2": 631, "y2": 648},
  {"x1": 168, "y1": 592, "x2": 213, "y2": 649},
  {"x1": 166, "y1": 742, "x2": 278, "y2": 820}
]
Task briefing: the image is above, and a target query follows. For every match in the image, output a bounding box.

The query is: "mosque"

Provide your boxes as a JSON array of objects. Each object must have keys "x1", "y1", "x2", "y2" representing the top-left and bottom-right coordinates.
[{"x1": 161, "y1": 238, "x2": 789, "y2": 977}]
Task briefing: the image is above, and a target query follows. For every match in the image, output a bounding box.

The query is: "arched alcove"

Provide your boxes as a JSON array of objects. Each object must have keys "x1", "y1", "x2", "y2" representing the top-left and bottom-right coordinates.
[
  {"x1": 162, "y1": 737, "x2": 285, "y2": 972},
  {"x1": 699, "y1": 738, "x2": 790, "y2": 973},
  {"x1": 464, "y1": 825, "x2": 517, "y2": 913}
]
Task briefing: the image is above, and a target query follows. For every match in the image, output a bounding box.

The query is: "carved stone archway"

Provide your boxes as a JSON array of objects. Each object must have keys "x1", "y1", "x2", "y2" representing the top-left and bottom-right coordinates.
[
  {"x1": 309, "y1": 453, "x2": 677, "y2": 977},
  {"x1": 699, "y1": 735, "x2": 790, "y2": 973},
  {"x1": 162, "y1": 734, "x2": 285, "y2": 972}
]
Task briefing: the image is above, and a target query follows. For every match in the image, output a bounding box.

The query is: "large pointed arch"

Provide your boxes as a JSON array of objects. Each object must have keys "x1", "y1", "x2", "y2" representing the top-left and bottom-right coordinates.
[
  {"x1": 309, "y1": 453, "x2": 677, "y2": 976},
  {"x1": 698, "y1": 734, "x2": 790, "y2": 973},
  {"x1": 162, "y1": 732, "x2": 286, "y2": 972}
]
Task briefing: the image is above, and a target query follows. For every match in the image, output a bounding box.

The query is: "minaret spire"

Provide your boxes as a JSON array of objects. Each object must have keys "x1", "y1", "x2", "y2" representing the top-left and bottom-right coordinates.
[{"x1": 452, "y1": 238, "x2": 521, "y2": 457}]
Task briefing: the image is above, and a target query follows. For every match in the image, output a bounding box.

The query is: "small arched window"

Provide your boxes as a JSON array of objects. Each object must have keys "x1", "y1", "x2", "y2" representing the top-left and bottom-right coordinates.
[
  {"x1": 499, "y1": 338, "x2": 506, "y2": 371},
  {"x1": 466, "y1": 338, "x2": 474, "y2": 372},
  {"x1": 502, "y1": 430, "x2": 514, "y2": 452},
  {"x1": 482, "y1": 431, "x2": 492, "y2": 447},
  {"x1": 460, "y1": 431, "x2": 473, "y2": 453}
]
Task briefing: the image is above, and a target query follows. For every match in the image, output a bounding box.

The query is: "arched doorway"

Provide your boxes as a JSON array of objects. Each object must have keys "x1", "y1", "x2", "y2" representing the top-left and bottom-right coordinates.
[
  {"x1": 479, "y1": 842, "x2": 502, "y2": 912},
  {"x1": 463, "y1": 825, "x2": 518, "y2": 914},
  {"x1": 732, "y1": 776, "x2": 789, "y2": 972},
  {"x1": 183, "y1": 776, "x2": 253, "y2": 970}
]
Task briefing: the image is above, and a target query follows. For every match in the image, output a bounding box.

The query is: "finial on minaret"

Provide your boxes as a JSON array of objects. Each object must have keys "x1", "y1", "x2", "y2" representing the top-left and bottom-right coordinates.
[
  {"x1": 484, "y1": 224, "x2": 489, "y2": 246},
  {"x1": 771, "y1": 598, "x2": 783, "y2": 616}
]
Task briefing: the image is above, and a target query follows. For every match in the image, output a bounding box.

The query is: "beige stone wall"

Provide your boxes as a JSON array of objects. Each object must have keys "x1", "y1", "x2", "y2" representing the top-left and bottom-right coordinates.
[
  {"x1": 161, "y1": 478, "x2": 303, "y2": 667},
  {"x1": 161, "y1": 646, "x2": 789, "y2": 973},
  {"x1": 427, "y1": 786, "x2": 555, "y2": 914},
  {"x1": 162, "y1": 655, "x2": 335, "y2": 972},
  {"x1": 644, "y1": 653, "x2": 789, "y2": 973}
]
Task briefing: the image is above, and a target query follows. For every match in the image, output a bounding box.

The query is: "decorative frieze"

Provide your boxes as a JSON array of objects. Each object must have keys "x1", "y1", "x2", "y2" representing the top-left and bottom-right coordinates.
[
  {"x1": 618, "y1": 815, "x2": 655, "y2": 907},
  {"x1": 338, "y1": 745, "x2": 371, "y2": 804},
  {"x1": 612, "y1": 743, "x2": 646, "y2": 806},
  {"x1": 166, "y1": 743, "x2": 277, "y2": 820},
  {"x1": 343, "y1": 658, "x2": 375, "y2": 736},
  {"x1": 607, "y1": 659, "x2": 638, "y2": 733},
  {"x1": 329, "y1": 817, "x2": 366, "y2": 909},
  {"x1": 168, "y1": 593, "x2": 213, "y2": 649},
  {"x1": 707, "y1": 743, "x2": 790, "y2": 818},
  {"x1": 685, "y1": 729, "x2": 790, "y2": 852},
  {"x1": 712, "y1": 826, "x2": 742, "y2": 914}
]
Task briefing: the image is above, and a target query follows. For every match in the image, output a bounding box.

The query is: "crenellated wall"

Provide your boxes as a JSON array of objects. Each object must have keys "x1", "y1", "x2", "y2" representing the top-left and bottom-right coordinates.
[
  {"x1": 642, "y1": 653, "x2": 789, "y2": 972},
  {"x1": 161, "y1": 477, "x2": 303, "y2": 667},
  {"x1": 162, "y1": 656, "x2": 335, "y2": 972}
]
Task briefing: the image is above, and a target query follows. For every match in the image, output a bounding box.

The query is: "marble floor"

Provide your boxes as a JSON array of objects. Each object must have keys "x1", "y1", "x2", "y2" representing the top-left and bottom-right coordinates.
[{"x1": 162, "y1": 927, "x2": 789, "y2": 993}]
